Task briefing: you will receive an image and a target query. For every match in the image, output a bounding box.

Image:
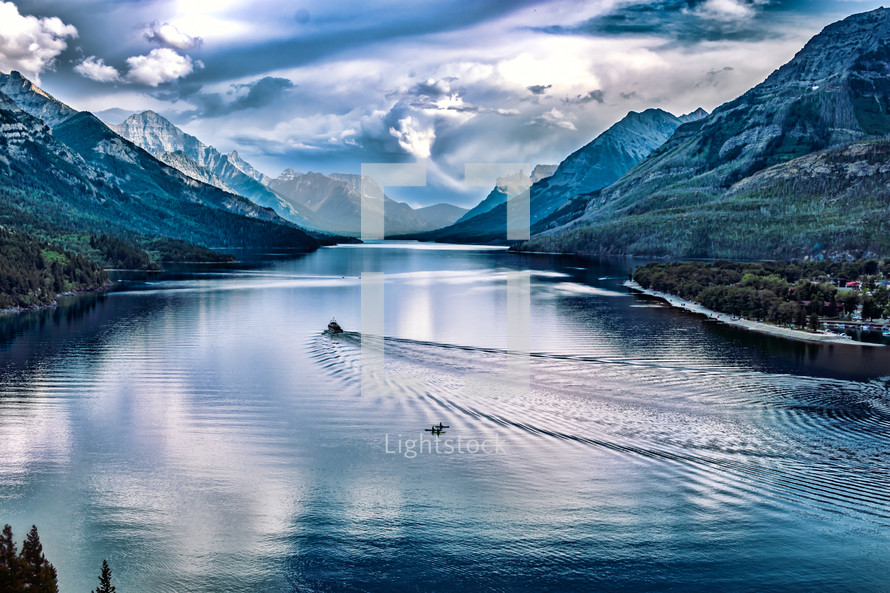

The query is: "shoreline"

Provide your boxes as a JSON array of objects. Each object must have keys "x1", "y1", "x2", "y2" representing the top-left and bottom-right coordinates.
[
  {"x1": 0, "y1": 282, "x2": 111, "y2": 318},
  {"x1": 624, "y1": 280, "x2": 883, "y2": 347}
]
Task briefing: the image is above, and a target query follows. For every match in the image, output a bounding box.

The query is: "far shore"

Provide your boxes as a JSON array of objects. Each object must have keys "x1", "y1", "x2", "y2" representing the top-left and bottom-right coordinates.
[{"x1": 624, "y1": 280, "x2": 883, "y2": 347}]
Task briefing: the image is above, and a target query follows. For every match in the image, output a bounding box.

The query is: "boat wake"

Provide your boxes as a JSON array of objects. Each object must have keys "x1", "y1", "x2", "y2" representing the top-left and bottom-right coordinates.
[{"x1": 309, "y1": 331, "x2": 890, "y2": 526}]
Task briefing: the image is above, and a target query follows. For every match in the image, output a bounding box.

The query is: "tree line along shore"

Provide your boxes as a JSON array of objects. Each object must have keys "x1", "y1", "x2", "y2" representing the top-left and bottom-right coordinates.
[
  {"x1": 630, "y1": 259, "x2": 890, "y2": 332},
  {"x1": 0, "y1": 226, "x2": 239, "y2": 314}
]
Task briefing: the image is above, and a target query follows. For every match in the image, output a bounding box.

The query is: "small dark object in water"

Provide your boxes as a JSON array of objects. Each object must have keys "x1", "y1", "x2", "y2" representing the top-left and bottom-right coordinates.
[
  {"x1": 424, "y1": 422, "x2": 450, "y2": 434},
  {"x1": 327, "y1": 318, "x2": 343, "y2": 334}
]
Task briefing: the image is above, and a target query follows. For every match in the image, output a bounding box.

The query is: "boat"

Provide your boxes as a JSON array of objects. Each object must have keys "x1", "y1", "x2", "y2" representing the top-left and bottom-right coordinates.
[{"x1": 327, "y1": 318, "x2": 344, "y2": 334}]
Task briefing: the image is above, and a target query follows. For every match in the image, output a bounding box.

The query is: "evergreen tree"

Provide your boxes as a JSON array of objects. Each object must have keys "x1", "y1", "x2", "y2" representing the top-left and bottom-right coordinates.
[
  {"x1": 93, "y1": 559, "x2": 115, "y2": 593},
  {"x1": 19, "y1": 525, "x2": 57, "y2": 593},
  {"x1": 0, "y1": 524, "x2": 22, "y2": 592}
]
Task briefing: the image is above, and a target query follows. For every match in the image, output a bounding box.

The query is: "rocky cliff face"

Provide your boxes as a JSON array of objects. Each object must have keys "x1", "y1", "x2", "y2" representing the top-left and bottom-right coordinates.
[
  {"x1": 0, "y1": 71, "x2": 77, "y2": 127},
  {"x1": 158, "y1": 150, "x2": 231, "y2": 192},
  {"x1": 228, "y1": 150, "x2": 271, "y2": 185},
  {"x1": 112, "y1": 111, "x2": 319, "y2": 230},
  {"x1": 111, "y1": 110, "x2": 202, "y2": 157}
]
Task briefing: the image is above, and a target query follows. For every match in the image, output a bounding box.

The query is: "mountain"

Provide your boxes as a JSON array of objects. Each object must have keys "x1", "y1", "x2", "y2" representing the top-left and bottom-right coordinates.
[
  {"x1": 157, "y1": 150, "x2": 230, "y2": 191},
  {"x1": 530, "y1": 108, "x2": 687, "y2": 223},
  {"x1": 520, "y1": 7, "x2": 890, "y2": 259},
  {"x1": 454, "y1": 164, "x2": 556, "y2": 225},
  {"x1": 414, "y1": 203, "x2": 469, "y2": 229},
  {"x1": 407, "y1": 108, "x2": 688, "y2": 244},
  {"x1": 524, "y1": 139, "x2": 890, "y2": 259},
  {"x1": 111, "y1": 111, "x2": 320, "y2": 230},
  {"x1": 0, "y1": 85, "x2": 317, "y2": 254},
  {"x1": 266, "y1": 170, "x2": 442, "y2": 236},
  {"x1": 228, "y1": 150, "x2": 271, "y2": 185},
  {"x1": 0, "y1": 71, "x2": 76, "y2": 127},
  {"x1": 679, "y1": 107, "x2": 709, "y2": 123}
]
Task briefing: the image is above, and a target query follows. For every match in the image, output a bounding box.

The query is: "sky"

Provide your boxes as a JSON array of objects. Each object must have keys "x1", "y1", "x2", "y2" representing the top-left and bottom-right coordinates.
[{"x1": 0, "y1": 0, "x2": 884, "y2": 207}]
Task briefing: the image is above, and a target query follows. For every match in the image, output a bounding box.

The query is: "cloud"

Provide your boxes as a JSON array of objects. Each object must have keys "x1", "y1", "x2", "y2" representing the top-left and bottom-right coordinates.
[
  {"x1": 144, "y1": 22, "x2": 202, "y2": 51},
  {"x1": 535, "y1": 107, "x2": 577, "y2": 130},
  {"x1": 564, "y1": 89, "x2": 605, "y2": 104},
  {"x1": 68, "y1": 0, "x2": 825, "y2": 208},
  {"x1": 698, "y1": 66, "x2": 734, "y2": 88},
  {"x1": 126, "y1": 48, "x2": 200, "y2": 86},
  {"x1": 527, "y1": 84, "x2": 552, "y2": 95},
  {"x1": 232, "y1": 77, "x2": 294, "y2": 109},
  {"x1": 389, "y1": 115, "x2": 436, "y2": 158},
  {"x1": 74, "y1": 56, "x2": 121, "y2": 82},
  {"x1": 693, "y1": 0, "x2": 759, "y2": 21},
  {"x1": 541, "y1": 0, "x2": 790, "y2": 45},
  {"x1": 0, "y1": 1, "x2": 77, "y2": 81},
  {"x1": 178, "y1": 76, "x2": 295, "y2": 117}
]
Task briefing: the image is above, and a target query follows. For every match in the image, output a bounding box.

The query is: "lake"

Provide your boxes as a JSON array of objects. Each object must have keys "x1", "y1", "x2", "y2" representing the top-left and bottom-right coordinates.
[{"x1": 1, "y1": 243, "x2": 889, "y2": 592}]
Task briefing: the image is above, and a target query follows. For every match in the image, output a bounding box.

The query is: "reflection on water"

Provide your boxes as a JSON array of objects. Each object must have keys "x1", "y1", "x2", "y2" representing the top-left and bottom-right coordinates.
[{"x1": 1, "y1": 244, "x2": 889, "y2": 593}]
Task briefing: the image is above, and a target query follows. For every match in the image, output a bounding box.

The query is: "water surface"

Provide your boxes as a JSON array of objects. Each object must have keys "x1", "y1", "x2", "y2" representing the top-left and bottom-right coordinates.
[{"x1": 1, "y1": 244, "x2": 888, "y2": 592}]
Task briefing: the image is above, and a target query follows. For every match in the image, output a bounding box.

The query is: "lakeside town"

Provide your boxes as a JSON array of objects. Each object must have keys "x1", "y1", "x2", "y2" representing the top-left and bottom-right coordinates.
[{"x1": 630, "y1": 259, "x2": 890, "y2": 343}]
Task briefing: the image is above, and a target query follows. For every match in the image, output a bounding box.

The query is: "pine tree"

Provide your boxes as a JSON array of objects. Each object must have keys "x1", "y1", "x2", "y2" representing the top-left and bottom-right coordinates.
[
  {"x1": 93, "y1": 559, "x2": 115, "y2": 593},
  {"x1": 0, "y1": 524, "x2": 23, "y2": 592},
  {"x1": 19, "y1": 525, "x2": 57, "y2": 593}
]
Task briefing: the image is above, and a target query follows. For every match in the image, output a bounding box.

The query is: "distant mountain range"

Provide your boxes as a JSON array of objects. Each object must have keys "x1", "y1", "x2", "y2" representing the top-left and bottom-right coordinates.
[
  {"x1": 266, "y1": 170, "x2": 466, "y2": 236},
  {"x1": 405, "y1": 107, "x2": 700, "y2": 244},
  {"x1": 0, "y1": 72, "x2": 318, "y2": 265},
  {"x1": 113, "y1": 111, "x2": 466, "y2": 237},
  {"x1": 519, "y1": 7, "x2": 890, "y2": 259}
]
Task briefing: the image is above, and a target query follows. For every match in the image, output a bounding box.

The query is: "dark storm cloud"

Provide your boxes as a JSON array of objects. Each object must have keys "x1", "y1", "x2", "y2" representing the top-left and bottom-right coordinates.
[
  {"x1": 393, "y1": 77, "x2": 479, "y2": 112},
  {"x1": 563, "y1": 89, "x2": 604, "y2": 104},
  {"x1": 175, "y1": 77, "x2": 296, "y2": 118},
  {"x1": 233, "y1": 77, "x2": 294, "y2": 109},
  {"x1": 537, "y1": 0, "x2": 826, "y2": 45},
  {"x1": 527, "y1": 84, "x2": 552, "y2": 95}
]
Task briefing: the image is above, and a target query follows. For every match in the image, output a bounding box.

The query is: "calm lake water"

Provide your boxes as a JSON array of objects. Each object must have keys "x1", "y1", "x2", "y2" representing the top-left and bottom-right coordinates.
[{"x1": 1, "y1": 243, "x2": 889, "y2": 592}]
